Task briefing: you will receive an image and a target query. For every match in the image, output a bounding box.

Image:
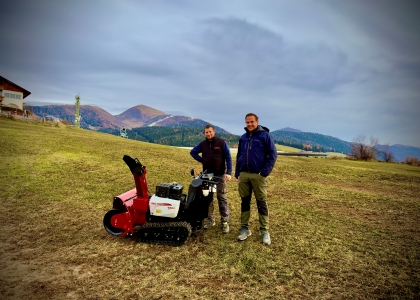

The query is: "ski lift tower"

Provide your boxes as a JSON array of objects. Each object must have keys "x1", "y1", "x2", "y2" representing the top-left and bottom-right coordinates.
[{"x1": 74, "y1": 94, "x2": 81, "y2": 128}]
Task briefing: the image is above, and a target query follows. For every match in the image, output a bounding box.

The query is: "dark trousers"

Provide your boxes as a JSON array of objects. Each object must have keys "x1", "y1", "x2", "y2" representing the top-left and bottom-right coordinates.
[{"x1": 207, "y1": 176, "x2": 230, "y2": 223}]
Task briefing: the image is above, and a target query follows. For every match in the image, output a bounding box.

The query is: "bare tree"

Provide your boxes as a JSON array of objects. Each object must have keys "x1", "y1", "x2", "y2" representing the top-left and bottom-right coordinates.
[
  {"x1": 350, "y1": 135, "x2": 378, "y2": 161},
  {"x1": 376, "y1": 143, "x2": 394, "y2": 162},
  {"x1": 350, "y1": 135, "x2": 364, "y2": 159},
  {"x1": 405, "y1": 156, "x2": 420, "y2": 166}
]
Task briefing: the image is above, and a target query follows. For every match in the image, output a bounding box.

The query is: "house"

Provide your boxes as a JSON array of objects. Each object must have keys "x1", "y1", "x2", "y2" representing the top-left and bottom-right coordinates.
[{"x1": 0, "y1": 76, "x2": 31, "y2": 114}]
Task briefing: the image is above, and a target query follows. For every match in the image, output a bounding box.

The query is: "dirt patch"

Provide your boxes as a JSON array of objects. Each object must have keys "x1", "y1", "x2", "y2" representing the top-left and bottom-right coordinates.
[{"x1": 0, "y1": 241, "x2": 101, "y2": 299}]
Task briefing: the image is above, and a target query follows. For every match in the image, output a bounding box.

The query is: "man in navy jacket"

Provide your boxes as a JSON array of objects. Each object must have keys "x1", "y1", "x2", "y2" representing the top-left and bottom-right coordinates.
[
  {"x1": 235, "y1": 113, "x2": 277, "y2": 245},
  {"x1": 190, "y1": 125, "x2": 232, "y2": 233}
]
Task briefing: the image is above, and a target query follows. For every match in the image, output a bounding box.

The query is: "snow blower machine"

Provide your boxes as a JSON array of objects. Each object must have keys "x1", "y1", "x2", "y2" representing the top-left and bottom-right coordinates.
[{"x1": 103, "y1": 155, "x2": 217, "y2": 246}]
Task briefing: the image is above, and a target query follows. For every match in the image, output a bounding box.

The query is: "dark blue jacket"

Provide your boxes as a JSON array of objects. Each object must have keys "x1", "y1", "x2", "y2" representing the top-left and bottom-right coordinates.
[
  {"x1": 235, "y1": 125, "x2": 277, "y2": 178},
  {"x1": 190, "y1": 137, "x2": 232, "y2": 175}
]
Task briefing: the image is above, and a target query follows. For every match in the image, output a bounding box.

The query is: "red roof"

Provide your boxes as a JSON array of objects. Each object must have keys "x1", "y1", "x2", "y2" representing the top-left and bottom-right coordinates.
[{"x1": 0, "y1": 76, "x2": 31, "y2": 99}]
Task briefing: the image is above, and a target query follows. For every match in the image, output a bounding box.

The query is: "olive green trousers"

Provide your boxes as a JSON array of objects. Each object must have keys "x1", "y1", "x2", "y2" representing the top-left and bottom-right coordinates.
[{"x1": 238, "y1": 172, "x2": 269, "y2": 232}]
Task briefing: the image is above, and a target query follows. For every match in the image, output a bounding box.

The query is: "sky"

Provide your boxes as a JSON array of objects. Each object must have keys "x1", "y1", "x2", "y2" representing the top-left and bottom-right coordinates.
[{"x1": 1, "y1": 0, "x2": 420, "y2": 147}]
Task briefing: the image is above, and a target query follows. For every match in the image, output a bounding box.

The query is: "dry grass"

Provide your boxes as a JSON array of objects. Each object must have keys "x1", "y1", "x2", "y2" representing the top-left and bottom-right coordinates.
[{"x1": 1, "y1": 118, "x2": 419, "y2": 299}]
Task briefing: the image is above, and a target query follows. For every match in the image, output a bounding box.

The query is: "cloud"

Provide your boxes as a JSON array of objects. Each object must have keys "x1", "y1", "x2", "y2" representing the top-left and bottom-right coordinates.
[
  {"x1": 1, "y1": 0, "x2": 419, "y2": 146},
  {"x1": 191, "y1": 17, "x2": 372, "y2": 93}
]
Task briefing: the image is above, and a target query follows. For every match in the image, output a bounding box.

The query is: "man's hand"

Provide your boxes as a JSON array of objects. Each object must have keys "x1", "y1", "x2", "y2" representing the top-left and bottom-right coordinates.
[
  {"x1": 236, "y1": 176, "x2": 240, "y2": 182},
  {"x1": 223, "y1": 174, "x2": 232, "y2": 181}
]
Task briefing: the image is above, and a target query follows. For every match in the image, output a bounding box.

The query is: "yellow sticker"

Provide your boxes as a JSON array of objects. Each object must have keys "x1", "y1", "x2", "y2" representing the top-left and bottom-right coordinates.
[{"x1": 156, "y1": 209, "x2": 162, "y2": 214}]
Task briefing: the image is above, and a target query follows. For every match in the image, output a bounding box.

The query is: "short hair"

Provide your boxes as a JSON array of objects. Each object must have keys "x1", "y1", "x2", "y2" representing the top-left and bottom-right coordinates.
[
  {"x1": 204, "y1": 124, "x2": 215, "y2": 131},
  {"x1": 245, "y1": 113, "x2": 258, "y2": 121}
]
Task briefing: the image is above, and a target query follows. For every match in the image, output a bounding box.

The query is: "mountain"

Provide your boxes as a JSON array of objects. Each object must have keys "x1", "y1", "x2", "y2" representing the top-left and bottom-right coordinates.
[
  {"x1": 271, "y1": 130, "x2": 420, "y2": 162},
  {"x1": 28, "y1": 104, "x2": 167, "y2": 129},
  {"x1": 27, "y1": 104, "x2": 126, "y2": 129},
  {"x1": 279, "y1": 127, "x2": 302, "y2": 133},
  {"x1": 114, "y1": 105, "x2": 165, "y2": 128},
  {"x1": 143, "y1": 115, "x2": 230, "y2": 134},
  {"x1": 27, "y1": 104, "x2": 229, "y2": 133},
  {"x1": 270, "y1": 130, "x2": 352, "y2": 153},
  {"x1": 98, "y1": 126, "x2": 239, "y2": 147},
  {"x1": 27, "y1": 103, "x2": 420, "y2": 161},
  {"x1": 389, "y1": 144, "x2": 420, "y2": 162}
]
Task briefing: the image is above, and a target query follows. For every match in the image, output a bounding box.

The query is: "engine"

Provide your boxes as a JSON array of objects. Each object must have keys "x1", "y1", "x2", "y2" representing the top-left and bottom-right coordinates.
[{"x1": 149, "y1": 182, "x2": 187, "y2": 218}]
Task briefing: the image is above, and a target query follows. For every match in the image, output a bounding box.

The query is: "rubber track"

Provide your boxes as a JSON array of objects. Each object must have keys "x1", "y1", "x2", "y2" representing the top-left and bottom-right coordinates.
[{"x1": 135, "y1": 221, "x2": 192, "y2": 246}]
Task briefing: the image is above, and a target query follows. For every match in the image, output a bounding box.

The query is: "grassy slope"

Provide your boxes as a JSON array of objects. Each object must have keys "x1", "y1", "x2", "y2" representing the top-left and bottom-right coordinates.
[
  {"x1": 276, "y1": 144, "x2": 302, "y2": 153},
  {"x1": 0, "y1": 118, "x2": 419, "y2": 299}
]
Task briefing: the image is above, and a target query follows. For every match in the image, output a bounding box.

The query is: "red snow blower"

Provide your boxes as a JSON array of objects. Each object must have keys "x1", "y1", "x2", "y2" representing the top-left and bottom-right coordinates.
[{"x1": 103, "y1": 155, "x2": 217, "y2": 246}]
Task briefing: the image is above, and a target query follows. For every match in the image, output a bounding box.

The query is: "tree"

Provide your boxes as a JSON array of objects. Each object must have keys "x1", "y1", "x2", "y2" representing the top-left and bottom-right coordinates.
[
  {"x1": 404, "y1": 156, "x2": 420, "y2": 166},
  {"x1": 350, "y1": 135, "x2": 378, "y2": 161},
  {"x1": 376, "y1": 143, "x2": 394, "y2": 162}
]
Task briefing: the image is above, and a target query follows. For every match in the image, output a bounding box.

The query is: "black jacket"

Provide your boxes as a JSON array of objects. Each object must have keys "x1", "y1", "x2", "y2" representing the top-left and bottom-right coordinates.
[{"x1": 190, "y1": 137, "x2": 232, "y2": 175}]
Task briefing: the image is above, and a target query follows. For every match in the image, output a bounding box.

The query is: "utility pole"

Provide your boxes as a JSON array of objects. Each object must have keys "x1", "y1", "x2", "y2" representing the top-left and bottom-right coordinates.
[{"x1": 75, "y1": 94, "x2": 81, "y2": 128}]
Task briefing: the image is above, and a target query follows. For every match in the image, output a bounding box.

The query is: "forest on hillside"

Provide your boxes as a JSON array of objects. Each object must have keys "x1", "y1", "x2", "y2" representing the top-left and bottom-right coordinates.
[{"x1": 99, "y1": 126, "x2": 337, "y2": 152}]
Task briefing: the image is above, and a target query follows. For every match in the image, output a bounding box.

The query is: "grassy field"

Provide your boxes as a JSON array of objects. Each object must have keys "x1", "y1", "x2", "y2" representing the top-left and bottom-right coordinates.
[
  {"x1": 275, "y1": 144, "x2": 302, "y2": 153},
  {"x1": 1, "y1": 117, "x2": 419, "y2": 300}
]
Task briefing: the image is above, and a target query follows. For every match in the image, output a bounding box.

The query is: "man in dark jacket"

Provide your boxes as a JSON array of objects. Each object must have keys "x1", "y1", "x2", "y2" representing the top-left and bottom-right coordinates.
[
  {"x1": 235, "y1": 113, "x2": 277, "y2": 245},
  {"x1": 190, "y1": 125, "x2": 232, "y2": 233}
]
